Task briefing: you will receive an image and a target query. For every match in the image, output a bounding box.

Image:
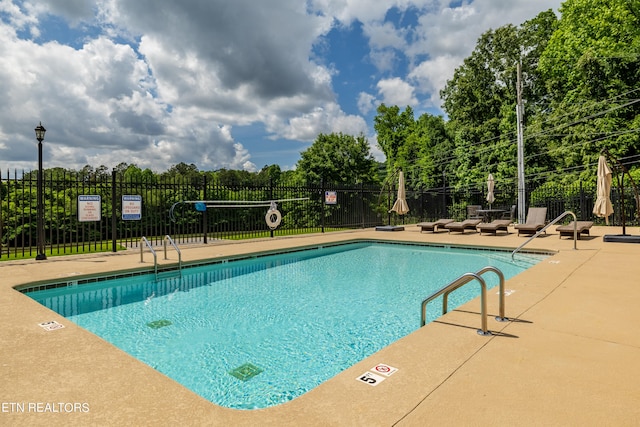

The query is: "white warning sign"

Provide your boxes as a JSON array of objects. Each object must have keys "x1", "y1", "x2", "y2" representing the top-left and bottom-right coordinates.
[
  {"x1": 78, "y1": 195, "x2": 101, "y2": 222},
  {"x1": 122, "y1": 195, "x2": 142, "y2": 220},
  {"x1": 38, "y1": 321, "x2": 64, "y2": 331},
  {"x1": 371, "y1": 363, "x2": 398, "y2": 377}
]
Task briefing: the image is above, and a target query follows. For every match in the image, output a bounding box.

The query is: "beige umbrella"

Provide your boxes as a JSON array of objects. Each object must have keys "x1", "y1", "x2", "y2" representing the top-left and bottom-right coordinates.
[
  {"x1": 593, "y1": 155, "x2": 614, "y2": 224},
  {"x1": 486, "y1": 173, "x2": 495, "y2": 209},
  {"x1": 390, "y1": 170, "x2": 410, "y2": 215}
]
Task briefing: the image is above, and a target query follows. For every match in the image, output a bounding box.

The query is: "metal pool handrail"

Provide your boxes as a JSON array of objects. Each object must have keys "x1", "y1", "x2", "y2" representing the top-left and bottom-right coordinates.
[
  {"x1": 511, "y1": 211, "x2": 577, "y2": 260},
  {"x1": 421, "y1": 269, "x2": 494, "y2": 336},
  {"x1": 442, "y1": 266, "x2": 508, "y2": 322},
  {"x1": 140, "y1": 236, "x2": 158, "y2": 279},
  {"x1": 163, "y1": 235, "x2": 182, "y2": 277}
]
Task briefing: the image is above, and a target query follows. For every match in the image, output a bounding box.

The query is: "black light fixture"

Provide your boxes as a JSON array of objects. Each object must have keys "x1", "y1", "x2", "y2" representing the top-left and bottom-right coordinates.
[
  {"x1": 35, "y1": 122, "x2": 46, "y2": 142},
  {"x1": 35, "y1": 122, "x2": 47, "y2": 260}
]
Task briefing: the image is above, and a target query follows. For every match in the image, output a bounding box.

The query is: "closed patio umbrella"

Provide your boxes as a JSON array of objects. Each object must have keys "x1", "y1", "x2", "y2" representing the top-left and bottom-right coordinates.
[
  {"x1": 390, "y1": 170, "x2": 410, "y2": 216},
  {"x1": 486, "y1": 173, "x2": 495, "y2": 209},
  {"x1": 593, "y1": 155, "x2": 614, "y2": 224}
]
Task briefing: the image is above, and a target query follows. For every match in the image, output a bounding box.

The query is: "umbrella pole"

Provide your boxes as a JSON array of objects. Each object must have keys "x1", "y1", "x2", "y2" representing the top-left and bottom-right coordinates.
[
  {"x1": 388, "y1": 185, "x2": 392, "y2": 225},
  {"x1": 621, "y1": 173, "x2": 626, "y2": 235}
]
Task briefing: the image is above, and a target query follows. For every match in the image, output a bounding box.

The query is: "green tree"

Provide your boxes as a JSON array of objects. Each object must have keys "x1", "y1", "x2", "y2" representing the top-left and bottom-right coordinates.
[
  {"x1": 76, "y1": 164, "x2": 111, "y2": 182},
  {"x1": 374, "y1": 104, "x2": 415, "y2": 173},
  {"x1": 113, "y1": 162, "x2": 129, "y2": 175},
  {"x1": 122, "y1": 164, "x2": 156, "y2": 183},
  {"x1": 538, "y1": 0, "x2": 640, "y2": 181},
  {"x1": 254, "y1": 164, "x2": 282, "y2": 186},
  {"x1": 440, "y1": 10, "x2": 558, "y2": 189},
  {"x1": 161, "y1": 162, "x2": 201, "y2": 185},
  {"x1": 296, "y1": 133, "x2": 379, "y2": 185},
  {"x1": 216, "y1": 169, "x2": 254, "y2": 186},
  {"x1": 402, "y1": 113, "x2": 451, "y2": 189}
]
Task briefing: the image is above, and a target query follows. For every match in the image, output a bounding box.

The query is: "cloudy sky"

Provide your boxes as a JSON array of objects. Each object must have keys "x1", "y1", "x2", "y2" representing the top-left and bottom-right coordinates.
[{"x1": 0, "y1": 0, "x2": 562, "y2": 173}]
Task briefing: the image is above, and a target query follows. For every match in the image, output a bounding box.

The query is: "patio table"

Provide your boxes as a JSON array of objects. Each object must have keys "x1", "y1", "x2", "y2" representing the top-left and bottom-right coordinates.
[{"x1": 476, "y1": 209, "x2": 506, "y2": 223}]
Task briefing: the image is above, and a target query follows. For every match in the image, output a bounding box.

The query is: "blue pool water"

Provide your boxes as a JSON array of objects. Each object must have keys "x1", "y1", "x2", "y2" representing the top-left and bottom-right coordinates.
[{"x1": 26, "y1": 241, "x2": 546, "y2": 409}]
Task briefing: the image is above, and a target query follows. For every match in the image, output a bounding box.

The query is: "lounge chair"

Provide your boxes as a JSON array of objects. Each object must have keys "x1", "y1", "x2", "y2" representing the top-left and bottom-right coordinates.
[
  {"x1": 477, "y1": 219, "x2": 512, "y2": 235},
  {"x1": 556, "y1": 221, "x2": 594, "y2": 239},
  {"x1": 514, "y1": 207, "x2": 547, "y2": 236},
  {"x1": 444, "y1": 218, "x2": 482, "y2": 233},
  {"x1": 416, "y1": 219, "x2": 454, "y2": 233}
]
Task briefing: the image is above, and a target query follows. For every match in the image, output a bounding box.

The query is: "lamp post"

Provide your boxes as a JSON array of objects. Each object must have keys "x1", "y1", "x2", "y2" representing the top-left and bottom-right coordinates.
[{"x1": 34, "y1": 122, "x2": 47, "y2": 260}]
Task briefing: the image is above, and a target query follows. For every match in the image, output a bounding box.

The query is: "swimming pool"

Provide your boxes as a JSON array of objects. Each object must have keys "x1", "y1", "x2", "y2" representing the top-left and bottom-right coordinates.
[{"x1": 25, "y1": 241, "x2": 547, "y2": 409}]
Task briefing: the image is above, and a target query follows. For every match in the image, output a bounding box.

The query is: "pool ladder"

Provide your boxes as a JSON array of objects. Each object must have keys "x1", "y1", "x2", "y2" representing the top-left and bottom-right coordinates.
[
  {"x1": 420, "y1": 266, "x2": 508, "y2": 336},
  {"x1": 140, "y1": 235, "x2": 182, "y2": 280}
]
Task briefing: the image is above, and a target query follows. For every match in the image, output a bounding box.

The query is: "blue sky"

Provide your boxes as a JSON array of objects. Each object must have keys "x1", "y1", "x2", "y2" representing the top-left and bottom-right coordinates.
[{"x1": 0, "y1": 0, "x2": 562, "y2": 172}]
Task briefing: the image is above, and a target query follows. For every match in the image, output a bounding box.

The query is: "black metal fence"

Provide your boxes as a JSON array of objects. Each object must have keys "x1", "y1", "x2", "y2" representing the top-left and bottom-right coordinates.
[{"x1": 1, "y1": 169, "x2": 638, "y2": 259}]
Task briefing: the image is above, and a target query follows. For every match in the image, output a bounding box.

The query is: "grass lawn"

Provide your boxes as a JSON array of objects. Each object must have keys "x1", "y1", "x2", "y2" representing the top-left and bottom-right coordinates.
[
  {"x1": 0, "y1": 227, "x2": 352, "y2": 261},
  {"x1": 0, "y1": 242, "x2": 127, "y2": 262}
]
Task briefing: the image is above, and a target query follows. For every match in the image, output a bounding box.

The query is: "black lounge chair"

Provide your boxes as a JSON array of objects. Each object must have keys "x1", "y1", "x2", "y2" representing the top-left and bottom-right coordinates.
[
  {"x1": 514, "y1": 207, "x2": 547, "y2": 236},
  {"x1": 416, "y1": 219, "x2": 454, "y2": 233},
  {"x1": 444, "y1": 219, "x2": 482, "y2": 233},
  {"x1": 556, "y1": 221, "x2": 594, "y2": 239},
  {"x1": 477, "y1": 219, "x2": 512, "y2": 235}
]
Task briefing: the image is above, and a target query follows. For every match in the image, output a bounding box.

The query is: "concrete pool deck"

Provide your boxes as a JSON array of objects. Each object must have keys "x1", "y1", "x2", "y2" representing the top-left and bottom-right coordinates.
[{"x1": 1, "y1": 225, "x2": 639, "y2": 426}]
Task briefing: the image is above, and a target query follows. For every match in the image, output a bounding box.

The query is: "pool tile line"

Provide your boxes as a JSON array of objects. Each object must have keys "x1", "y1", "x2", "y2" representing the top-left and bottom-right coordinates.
[{"x1": 14, "y1": 238, "x2": 552, "y2": 294}]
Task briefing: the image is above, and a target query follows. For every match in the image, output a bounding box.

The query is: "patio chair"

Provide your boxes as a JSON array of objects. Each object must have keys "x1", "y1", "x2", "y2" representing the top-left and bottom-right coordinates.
[
  {"x1": 444, "y1": 218, "x2": 482, "y2": 234},
  {"x1": 416, "y1": 219, "x2": 454, "y2": 233},
  {"x1": 477, "y1": 219, "x2": 512, "y2": 235},
  {"x1": 466, "y1": 205, "x2": 483, "y2": 220},
  {"x1": 501, "y1": 205, "x2": 517, "y2": 222},
  {"x1": 556, "y1": 221, "x2": 594, "y2": 239},
  {"x1": 514, "y1": 207, "x2": 548, "y2": 236}
]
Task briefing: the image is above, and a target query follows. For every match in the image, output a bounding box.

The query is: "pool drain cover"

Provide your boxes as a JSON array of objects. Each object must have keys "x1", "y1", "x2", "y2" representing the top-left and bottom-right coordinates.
[
  {"x1": 146, "y1": 319, "x2": 172, "y2": 329},
  {"x1": 229, "y1": 363, "x2": 263, "y2": 381}
]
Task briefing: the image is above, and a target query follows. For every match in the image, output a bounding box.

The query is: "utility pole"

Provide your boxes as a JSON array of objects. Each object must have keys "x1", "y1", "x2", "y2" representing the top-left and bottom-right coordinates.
[{"x1": 516, "y1": 61, "x2": 526, "y2": 224}]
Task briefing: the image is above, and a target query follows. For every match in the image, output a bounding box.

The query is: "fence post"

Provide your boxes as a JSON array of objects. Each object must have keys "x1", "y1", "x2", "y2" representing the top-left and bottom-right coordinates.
[
  {"x1": 442, "y1": 170, "x2": 446, "y2": 217},
  {"x1": 0, "y1": 169, "x2": 3, "y2": 257},
  {"x1": 270, "y1": 178, "x2": 275, "y2": 238},
  {"x1": 360, "y1": 182, "x2": 364, "y2": 229},
  {"x1": 579, "y1": 181, "x2": 584, "y2": 221},
  {"x1": 202, "y1": 174, "x2": 208, "y2": 244},
  {"x1": 111, "y1": 168, "x2": 117, "y2": 252},
  {"x1": 388, "y1": 182, "x2": 393, "y2": 225},
  {"x1": 321, "y1": 179, "x2": 325, "y2": 233}
]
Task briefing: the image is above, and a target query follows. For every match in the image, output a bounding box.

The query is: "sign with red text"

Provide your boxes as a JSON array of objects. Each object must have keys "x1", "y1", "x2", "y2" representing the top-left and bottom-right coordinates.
[
  {"x1": 325, "y1": 191, "x2": 337, "y2": 205},
  {"x1": 78, "y1": 195, "x2": 101, "y2": 222}
]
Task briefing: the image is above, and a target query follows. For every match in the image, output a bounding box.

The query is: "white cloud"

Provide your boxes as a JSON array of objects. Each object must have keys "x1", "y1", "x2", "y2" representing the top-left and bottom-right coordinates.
[
  {"x1": 367, "y1": 132, "x2": 386, "y2": 162},
  {"x1": 368, "y1": 49, "x2": 398, "y2": 74},
  {"x1": 0, "y1": 0, "x2": 340, "y2": 171},
  {"x1": 0, "y1": 0, "x2": 38, "y2": 35},
  {"x1": 320, "y1": 0, "x2": 560, "y2": 117},
  {"x1": 36, "y1": 0, "x2": 94, "y2": 26},
  {"x1": 408, "y1": 54, "x2": 462, "y2": 109},
  {"x1": 357, "y1": 92, "x2": 376, "y2": 115},
  {"x1": 0, "y1": 0, "x2": 562, "y2": 171},
  {"x1": 276, "y1": 103, "x2": 368, "y2": 141},
  {"x1": 377, "y1": 77, "x2": 417, "y2": 107},
  {"x1": 364, "y1": 20, "x2": 408, "y2": 52}
]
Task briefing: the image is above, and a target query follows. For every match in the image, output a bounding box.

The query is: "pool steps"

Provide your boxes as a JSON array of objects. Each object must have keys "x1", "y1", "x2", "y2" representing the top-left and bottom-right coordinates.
[
  {"x1": 141, "y1": 235, "x2": 183, "y2": 280},
  {"x1": 421, "y1": 266, "x2": 507, "y2": 336}
]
